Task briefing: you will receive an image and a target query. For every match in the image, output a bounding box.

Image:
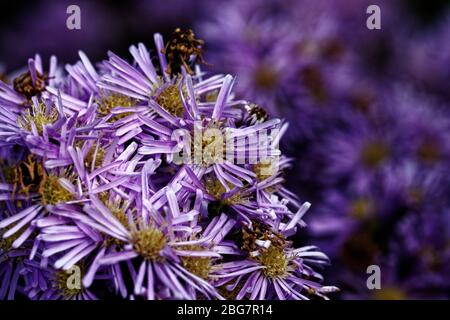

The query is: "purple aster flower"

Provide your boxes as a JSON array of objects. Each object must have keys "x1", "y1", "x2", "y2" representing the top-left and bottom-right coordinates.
[
  {"x1": 318, "y1": 110, "x2": 404, "y2": 192},
  {"x1": 22, "y1": 255, "x2": 100, "y2": 300},
  {"x1": 212, "y1": 216, "x2": 338, "y2": 300},
  {"x1": 0, "y1": 152, "x2": 81, "y2": 256}
]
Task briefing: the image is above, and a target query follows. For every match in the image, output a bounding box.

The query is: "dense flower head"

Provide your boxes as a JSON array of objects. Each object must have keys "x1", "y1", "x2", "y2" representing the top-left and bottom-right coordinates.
[{"x1": 0, "y1": 29, "x2": 336, "y2": 300}]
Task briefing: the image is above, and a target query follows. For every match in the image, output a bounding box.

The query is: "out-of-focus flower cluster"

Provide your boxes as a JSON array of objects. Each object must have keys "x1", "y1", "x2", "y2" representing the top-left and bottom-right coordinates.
[
  {"x1": 0, "y1": 29, "x2": 337, "y2": 300},
  {"x1": 200, "y1": 0, "x2": 450, "y2": 299}
]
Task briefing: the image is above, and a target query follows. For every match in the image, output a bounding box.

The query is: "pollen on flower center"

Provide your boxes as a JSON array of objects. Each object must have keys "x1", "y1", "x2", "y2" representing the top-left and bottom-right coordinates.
[
  {"x1": 180, "y1": 245, "x2": 212, "y2": 280},
  {"x1": 204, "y1": 176, "x2": 243, "y2": 205},
  {"x1": 240, "y1": 221, "x2": 289, "y2": 278},
  {"x1": 361, "y1": 141, "x2": 389, "y2": 168},
  {"x1": 96, "y1": 93, "x2": 135, "y2": 120},
  {"x1": 204, "y1": 177, "x2": 226, "y2": 199},
  {"x1": 39, "y1": 174, "x2": 73, "y2": 206},
  {"x1": 201, "y1": 135, "x2": 224, "y2": 166},
  {"x1": 100, "y1": 192, "x2": 130, "y2": 228},
  {"x1": 18, "y1": 102, "x2": 58, "y2": 135},
  {"x1": 258, "y1": 245, "x2": 289, "y2": 278},
  {"x1": 156, "y1": 83, "x2": 185, "y2": 117},
  {"x1": 131, "y1": 227, "x2": 167, "y2": 261}
]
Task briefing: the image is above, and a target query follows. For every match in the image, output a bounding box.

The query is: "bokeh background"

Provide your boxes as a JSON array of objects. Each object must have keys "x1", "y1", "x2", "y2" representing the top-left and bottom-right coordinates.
[{"x1": 1, "y1": 0, "x2": 449, "y2": 299}]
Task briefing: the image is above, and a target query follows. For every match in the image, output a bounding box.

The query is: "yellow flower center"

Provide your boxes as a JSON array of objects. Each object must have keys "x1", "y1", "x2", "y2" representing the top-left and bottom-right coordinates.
[
  {"x1": 39, "y1": 174, "x2": 73, "y2": 206},
  {"x1": 156, "y1": 83, "x2": 185, "y2": 117},
  {"x1": 18, "y1": 102, "x2": 58, "y2": 135},
  {"x1": 96, "y1": 93, "x2": 136, "y2": 120},
  {"x1": 240, "y1": 221, "x2": 289, "y2": 278},
  {"x1": 203, "y1": 177, "x2": 244, "y2": 205},
  {"x1": 258, "y1": 246, "x2": 289, "y2": 278},
  {"x1": 180, "y1": 245, "x2": 212, "y2": 280},
  {"x1": 99, "y1": 192, "x2": 130, "y2": 247},
  {"x1": 131, "y1": 227, "x2": 167, "y2": 261}
]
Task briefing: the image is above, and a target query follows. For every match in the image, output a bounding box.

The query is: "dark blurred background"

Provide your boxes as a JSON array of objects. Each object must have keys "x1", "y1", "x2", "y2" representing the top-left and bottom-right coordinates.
[
  {"x1": 0, "y1": 0, "x2": 208, "y2": 72},
  {"x1": 1, "y1": 0, "x2": 449, "y2": 70},
  {"x1": 1, "y1": 0, "x2": 449, "y2": 300}
]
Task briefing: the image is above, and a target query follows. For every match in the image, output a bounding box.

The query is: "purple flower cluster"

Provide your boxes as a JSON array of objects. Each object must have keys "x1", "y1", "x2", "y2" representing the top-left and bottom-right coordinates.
[
  {"x1": 0, "y1": 30, "x2": 337, "y2": 300},
  {"x1": 200, "y1": 0, "x2": 450, "y2": 299}
]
